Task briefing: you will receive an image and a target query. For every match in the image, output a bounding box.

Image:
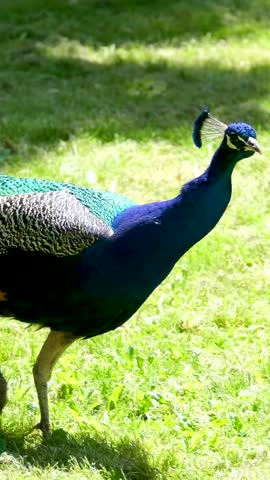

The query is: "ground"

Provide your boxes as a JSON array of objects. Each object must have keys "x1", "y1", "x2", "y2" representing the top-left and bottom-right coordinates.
[{"x1": 0, "y1": 1, "x2": 270, "y2": 479}]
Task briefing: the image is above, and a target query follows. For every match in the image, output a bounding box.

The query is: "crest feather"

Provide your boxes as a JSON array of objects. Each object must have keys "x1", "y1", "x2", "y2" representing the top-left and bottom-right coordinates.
[{"x1": 193, "y1": 109, "x2": 227, "y2": 148}]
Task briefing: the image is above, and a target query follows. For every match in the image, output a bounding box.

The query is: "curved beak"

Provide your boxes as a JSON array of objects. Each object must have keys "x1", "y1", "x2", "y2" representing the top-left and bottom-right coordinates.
[{"x1": 246, "y1": 137, "x2": 262, "y2": 154}]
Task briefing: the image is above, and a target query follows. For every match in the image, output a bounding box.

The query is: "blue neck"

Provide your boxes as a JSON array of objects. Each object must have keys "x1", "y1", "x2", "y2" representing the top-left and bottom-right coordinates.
[
  {"x1": 82, "y1": 144, "x2": 242, "y2": 298},
  {"x1": 206, "y1": 142, "x2": 243, "y2": 176},
  {"x1": 155, "y1": 143, "x2": 239, "y2": 259}
]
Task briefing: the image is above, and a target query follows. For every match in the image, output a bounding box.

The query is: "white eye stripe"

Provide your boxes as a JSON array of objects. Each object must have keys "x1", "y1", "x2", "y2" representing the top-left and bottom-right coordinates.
[
  {"x1": 226, "y1": 134, "x2": 252, "y2": 150},
  {"x1": 226, "y1": 134, "x2": 237, "y2": 149},
  {"x1": 237, "y1": 135, "x2": 249, "y2": 146}
]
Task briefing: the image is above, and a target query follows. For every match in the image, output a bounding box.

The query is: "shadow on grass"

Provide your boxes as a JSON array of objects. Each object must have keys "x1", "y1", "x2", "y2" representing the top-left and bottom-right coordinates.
[
  {"x1": 2, "y1": 0, "x2": 269, "y2": 47},
  {"x1": 1, "y1": 429, "x2": 162, "y2": 479},
  {"x1": 1, "y1": 0, "x2": 270, "y2": 155}
]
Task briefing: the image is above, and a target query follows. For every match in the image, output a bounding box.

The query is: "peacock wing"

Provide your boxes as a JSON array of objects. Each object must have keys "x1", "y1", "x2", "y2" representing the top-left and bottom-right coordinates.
[{"x1": 0, "y1": 190, "x2": 113, "y2": 256}]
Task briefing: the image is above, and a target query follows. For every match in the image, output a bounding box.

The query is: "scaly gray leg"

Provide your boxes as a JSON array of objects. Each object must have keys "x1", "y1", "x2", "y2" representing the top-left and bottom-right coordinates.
[
  {"x1": 32, "y1": 330, "x2": 79, "y2": 438},
  {"x1": 0, "y1": 371, "x2": 7, "y2": 414}
]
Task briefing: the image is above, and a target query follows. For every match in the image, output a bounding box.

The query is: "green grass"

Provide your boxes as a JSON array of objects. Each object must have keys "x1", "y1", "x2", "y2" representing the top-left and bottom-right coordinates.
[{"x1": 0, "y1": 0, "x2": 270, "y2": 478}]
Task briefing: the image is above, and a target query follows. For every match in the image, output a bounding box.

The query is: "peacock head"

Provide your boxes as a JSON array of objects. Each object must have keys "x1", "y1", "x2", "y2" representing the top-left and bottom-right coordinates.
[{"x1": 193, "y1": 109, "x2": 261, "y2": 161}]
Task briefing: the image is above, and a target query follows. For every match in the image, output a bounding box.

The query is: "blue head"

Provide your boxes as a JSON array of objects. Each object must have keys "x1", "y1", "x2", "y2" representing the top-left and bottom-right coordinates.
[
  {"x1": 224, "y1": 122, "x2": 261, "y2": 159},
  {"x1": 193, "y1": 109, "x2": 261, "y2": 161}
]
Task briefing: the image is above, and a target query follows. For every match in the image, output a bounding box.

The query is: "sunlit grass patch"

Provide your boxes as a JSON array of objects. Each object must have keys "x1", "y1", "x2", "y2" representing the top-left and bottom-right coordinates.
[{"x1": 0, "y1": 0, "x2": 270, "y2": 479}]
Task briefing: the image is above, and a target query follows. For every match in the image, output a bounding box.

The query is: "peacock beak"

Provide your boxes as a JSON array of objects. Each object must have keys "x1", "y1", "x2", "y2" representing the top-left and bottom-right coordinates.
[{"x1": 246, "y1": 137, "x2": 262, "y2": 154}]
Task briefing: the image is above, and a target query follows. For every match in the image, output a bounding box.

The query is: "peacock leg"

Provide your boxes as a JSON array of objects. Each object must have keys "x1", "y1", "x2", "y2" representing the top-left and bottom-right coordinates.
[
  {"x1": 0, "y1": 371, "x2": 7, "y2": 414},
  {"x1": 32, "y1": 330, "x2": 79, "y2": 438}
]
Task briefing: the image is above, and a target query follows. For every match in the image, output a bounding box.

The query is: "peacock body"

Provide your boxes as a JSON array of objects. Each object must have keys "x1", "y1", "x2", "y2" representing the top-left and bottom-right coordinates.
[{"x1": 0, "y1": 110, "x2": 261, "y2": 437}]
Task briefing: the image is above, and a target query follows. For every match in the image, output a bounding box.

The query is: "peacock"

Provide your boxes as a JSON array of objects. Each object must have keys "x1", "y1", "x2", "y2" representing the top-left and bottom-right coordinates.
[{"x1": 0, "y1": 110, "x2": 261, "y2": 438}]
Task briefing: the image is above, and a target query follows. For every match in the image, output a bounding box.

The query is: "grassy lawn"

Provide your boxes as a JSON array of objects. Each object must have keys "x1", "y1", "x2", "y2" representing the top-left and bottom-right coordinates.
[{"x1": 0, "y1": 0, "x2": 270, "y2": 478}]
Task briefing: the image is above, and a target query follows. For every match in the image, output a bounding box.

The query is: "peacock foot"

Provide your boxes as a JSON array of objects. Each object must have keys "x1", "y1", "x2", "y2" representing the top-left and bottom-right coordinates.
[{"x1": 27, "y1": 421, "x2": 52, "y2": 439}]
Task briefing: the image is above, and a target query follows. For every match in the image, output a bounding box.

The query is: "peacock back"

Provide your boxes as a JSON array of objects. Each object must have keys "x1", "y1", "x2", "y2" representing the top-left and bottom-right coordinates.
[
  {"x1": 0, "y1": 174, "x2": 135, "y2": 257},
  {"x1": 0, "y1": 174, "x2": 135, "y2": 227}
]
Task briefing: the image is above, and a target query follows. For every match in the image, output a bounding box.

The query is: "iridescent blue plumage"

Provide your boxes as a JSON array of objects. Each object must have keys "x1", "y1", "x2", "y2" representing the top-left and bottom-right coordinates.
[
  {"x1": 226, "y1": 123, "x2": 257, "y2": 140},
  {"x1": 0, "y1": 111, "x2": 261, "y2": 437}
]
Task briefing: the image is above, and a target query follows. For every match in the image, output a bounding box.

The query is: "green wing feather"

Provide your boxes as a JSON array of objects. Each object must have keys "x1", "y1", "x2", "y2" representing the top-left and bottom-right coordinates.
[
  {"x1": 0, "y1": 174, "x2": 135, "y2": 257},
  {"x1": 0, "y1": 190, "x2": 114, "y2": 256},
  {"x1": 0, "y1": 174, "x2": 135, "y2": 227}
]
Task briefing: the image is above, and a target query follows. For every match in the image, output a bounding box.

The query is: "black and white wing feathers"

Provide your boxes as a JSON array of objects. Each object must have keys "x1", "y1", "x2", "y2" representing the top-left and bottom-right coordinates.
[{"x1": 0, "y1": 190, "x2": 113, "y2": 257}]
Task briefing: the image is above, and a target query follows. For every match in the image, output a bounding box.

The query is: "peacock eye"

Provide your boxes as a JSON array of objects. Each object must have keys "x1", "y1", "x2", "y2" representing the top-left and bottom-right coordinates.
[{"x1": 229, "y1": 133, "x2": 238, "y2": 144}]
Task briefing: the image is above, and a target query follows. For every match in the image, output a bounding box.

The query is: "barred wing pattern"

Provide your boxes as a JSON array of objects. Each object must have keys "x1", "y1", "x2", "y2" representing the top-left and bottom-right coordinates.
[{"x1": 0, "y1": 190, "x2": 113, "y2": 257}]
